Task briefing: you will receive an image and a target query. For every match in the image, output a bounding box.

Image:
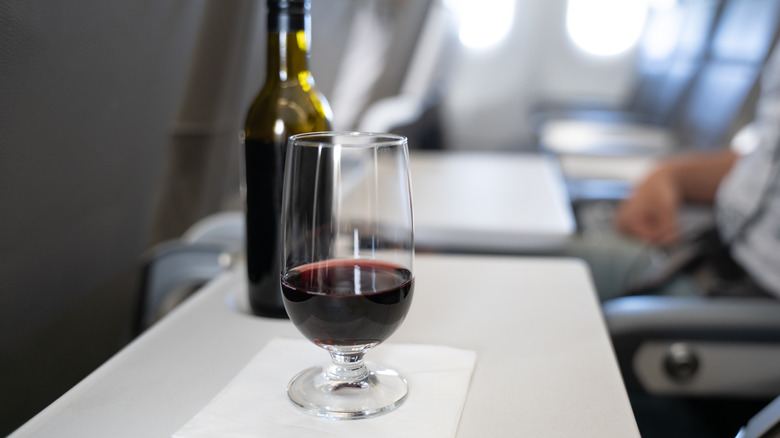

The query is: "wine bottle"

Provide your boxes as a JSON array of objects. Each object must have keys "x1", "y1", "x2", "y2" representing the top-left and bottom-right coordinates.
[{"x1": 242, "y1": 0, "x2": 332, "y2": 318}]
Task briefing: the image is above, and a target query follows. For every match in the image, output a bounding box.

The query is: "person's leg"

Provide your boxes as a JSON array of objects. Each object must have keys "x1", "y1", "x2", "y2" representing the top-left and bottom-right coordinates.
[
  {"x1": 566, "y1": 230, "x2": 703, "y2": 301},
  {"x1": 566, "y1": 232, "x2": 656, "y2": 301}
]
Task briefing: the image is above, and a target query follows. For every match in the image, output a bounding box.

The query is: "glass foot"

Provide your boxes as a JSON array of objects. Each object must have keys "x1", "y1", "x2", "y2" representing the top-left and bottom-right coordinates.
[{"x1": 287, "y1": 362, "x2": 408, "y2": 420}]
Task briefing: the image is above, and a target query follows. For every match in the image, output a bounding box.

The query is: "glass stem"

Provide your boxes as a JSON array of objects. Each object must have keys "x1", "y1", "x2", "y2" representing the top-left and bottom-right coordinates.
[{"x1": 326, "y1": 351, "x2": 369, "y2": 382}]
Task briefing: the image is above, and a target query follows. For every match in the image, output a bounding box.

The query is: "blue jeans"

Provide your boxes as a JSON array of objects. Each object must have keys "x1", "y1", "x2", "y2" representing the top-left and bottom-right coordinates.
[{"x1": 566, "y1": 232, "x2": 700, "y2": 302}]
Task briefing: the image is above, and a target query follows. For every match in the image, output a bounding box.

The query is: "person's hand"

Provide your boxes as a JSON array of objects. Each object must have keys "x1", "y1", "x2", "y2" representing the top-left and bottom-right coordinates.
[
  {"x1": 614, "y1": 166, "x2": 681, "y2": 246},
  {"x1": 614, "y1": 150, "x2": 736, "y2": 246}
]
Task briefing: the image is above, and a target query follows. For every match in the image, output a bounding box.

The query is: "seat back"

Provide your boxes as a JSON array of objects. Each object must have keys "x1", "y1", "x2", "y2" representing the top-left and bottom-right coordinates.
[
  {"x1": 631, "y1": 0, "x2": 722, "y2": 125},
  {"x1": 674, "y1": 0, "x2": 780, "y2": 149}
]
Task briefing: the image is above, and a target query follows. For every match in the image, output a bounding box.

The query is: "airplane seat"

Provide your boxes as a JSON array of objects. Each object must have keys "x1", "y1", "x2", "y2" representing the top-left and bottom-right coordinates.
[
  {"x1": 536, "y1": 0, "x2": 780, "y2": 204},
  {"x1": 354, "y1": 0, "x2": 459, "y2": 150},
  {"x1": 136, "y1": 211, "x2": 244, "y2": 333},
  {"x1": 528, "y1": 0, "x2": 722, "y2": 154},
  {"x1": 605, "y1": 295, "x2": 780, "y2": 437}
]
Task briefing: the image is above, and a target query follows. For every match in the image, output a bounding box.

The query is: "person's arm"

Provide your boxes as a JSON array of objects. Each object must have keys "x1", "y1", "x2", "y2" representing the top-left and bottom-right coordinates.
[{"x1": 614, "y1": 149, "x2": 737, "y2": 245}]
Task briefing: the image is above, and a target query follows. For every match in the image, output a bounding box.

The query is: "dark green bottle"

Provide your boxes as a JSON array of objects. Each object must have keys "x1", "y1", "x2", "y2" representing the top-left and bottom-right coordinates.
[{"x1": 242, "y1": 0, "x2": 332, "y2": 318}]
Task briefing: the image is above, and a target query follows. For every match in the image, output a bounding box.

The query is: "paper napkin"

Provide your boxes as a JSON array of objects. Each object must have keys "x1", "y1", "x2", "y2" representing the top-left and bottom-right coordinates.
[{"x1": 173, "y1": 337, "x2": 476, "y2": 438}]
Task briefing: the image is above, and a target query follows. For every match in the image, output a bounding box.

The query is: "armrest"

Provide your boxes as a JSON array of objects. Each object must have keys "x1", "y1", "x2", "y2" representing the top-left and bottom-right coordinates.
[
  {"x1": 603, "y1": 296, "x2": 780, "y2": 398},
  {"x1": 136, "y1": 240, "x2": 235, "y2": 333},
  {"x1": 605, "y1": 296, "x2": 780, "y2": 341}
]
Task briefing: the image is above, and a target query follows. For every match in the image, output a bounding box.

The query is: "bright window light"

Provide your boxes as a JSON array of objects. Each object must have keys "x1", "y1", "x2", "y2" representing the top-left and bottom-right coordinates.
[
  {"x1": 445, "y1": 0, "x2": 515, "y2": 49},
  {"x1": 640, "y1": 0, "x2": 681, "y2": 61},
  {"x1": 649, "y1": 0, "x2": 677, "y2": 11},
  {"x1": 567, "y1": 0, "x2": 649, "y2": 56}
]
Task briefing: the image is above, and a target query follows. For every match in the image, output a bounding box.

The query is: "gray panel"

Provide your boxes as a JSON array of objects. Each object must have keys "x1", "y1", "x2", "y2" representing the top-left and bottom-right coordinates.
[{"x1": 0, "y1": 1, "x2": 205, "y2": 433}]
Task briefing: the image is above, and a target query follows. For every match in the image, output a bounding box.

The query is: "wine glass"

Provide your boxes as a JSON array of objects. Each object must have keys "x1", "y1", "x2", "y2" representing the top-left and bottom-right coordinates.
[{"x1": 280, "y1": 131, "x2": 414, "y2": 419}]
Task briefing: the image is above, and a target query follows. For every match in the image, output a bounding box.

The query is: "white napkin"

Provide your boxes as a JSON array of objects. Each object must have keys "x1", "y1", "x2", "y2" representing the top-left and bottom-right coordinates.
[{"x1": 173, "y1": 338, "x2": 476, "y2": 438}]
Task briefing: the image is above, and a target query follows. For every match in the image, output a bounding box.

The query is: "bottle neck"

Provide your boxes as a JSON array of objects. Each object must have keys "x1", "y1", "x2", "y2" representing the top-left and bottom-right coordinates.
[{"x1": 266, "y1": 10, "x2": 311, "y2": 82}]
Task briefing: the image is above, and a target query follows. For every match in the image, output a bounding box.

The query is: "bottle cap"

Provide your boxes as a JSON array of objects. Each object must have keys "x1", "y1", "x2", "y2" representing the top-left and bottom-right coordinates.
[
  {"x1": 267, "y1": 0, "x2": 311, "y2": 14},
  {"x1": 267, "y1": 0, "x2": 310, "y2": 31}
]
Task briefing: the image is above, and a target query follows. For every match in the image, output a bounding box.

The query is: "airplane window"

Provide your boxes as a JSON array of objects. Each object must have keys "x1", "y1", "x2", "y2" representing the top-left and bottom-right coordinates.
[
  {"x1": 445, "y1": 0, "x2": 515, "y2": 49},
  {"x1": 566, "y1": 0, "x2": 650, "y2": 56}
]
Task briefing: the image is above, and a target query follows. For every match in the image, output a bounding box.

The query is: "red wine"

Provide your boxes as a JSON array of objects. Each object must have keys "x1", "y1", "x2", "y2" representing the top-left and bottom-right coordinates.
[{"x1": 282, "y1": 260, "x2": 414, "y2": 347}]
